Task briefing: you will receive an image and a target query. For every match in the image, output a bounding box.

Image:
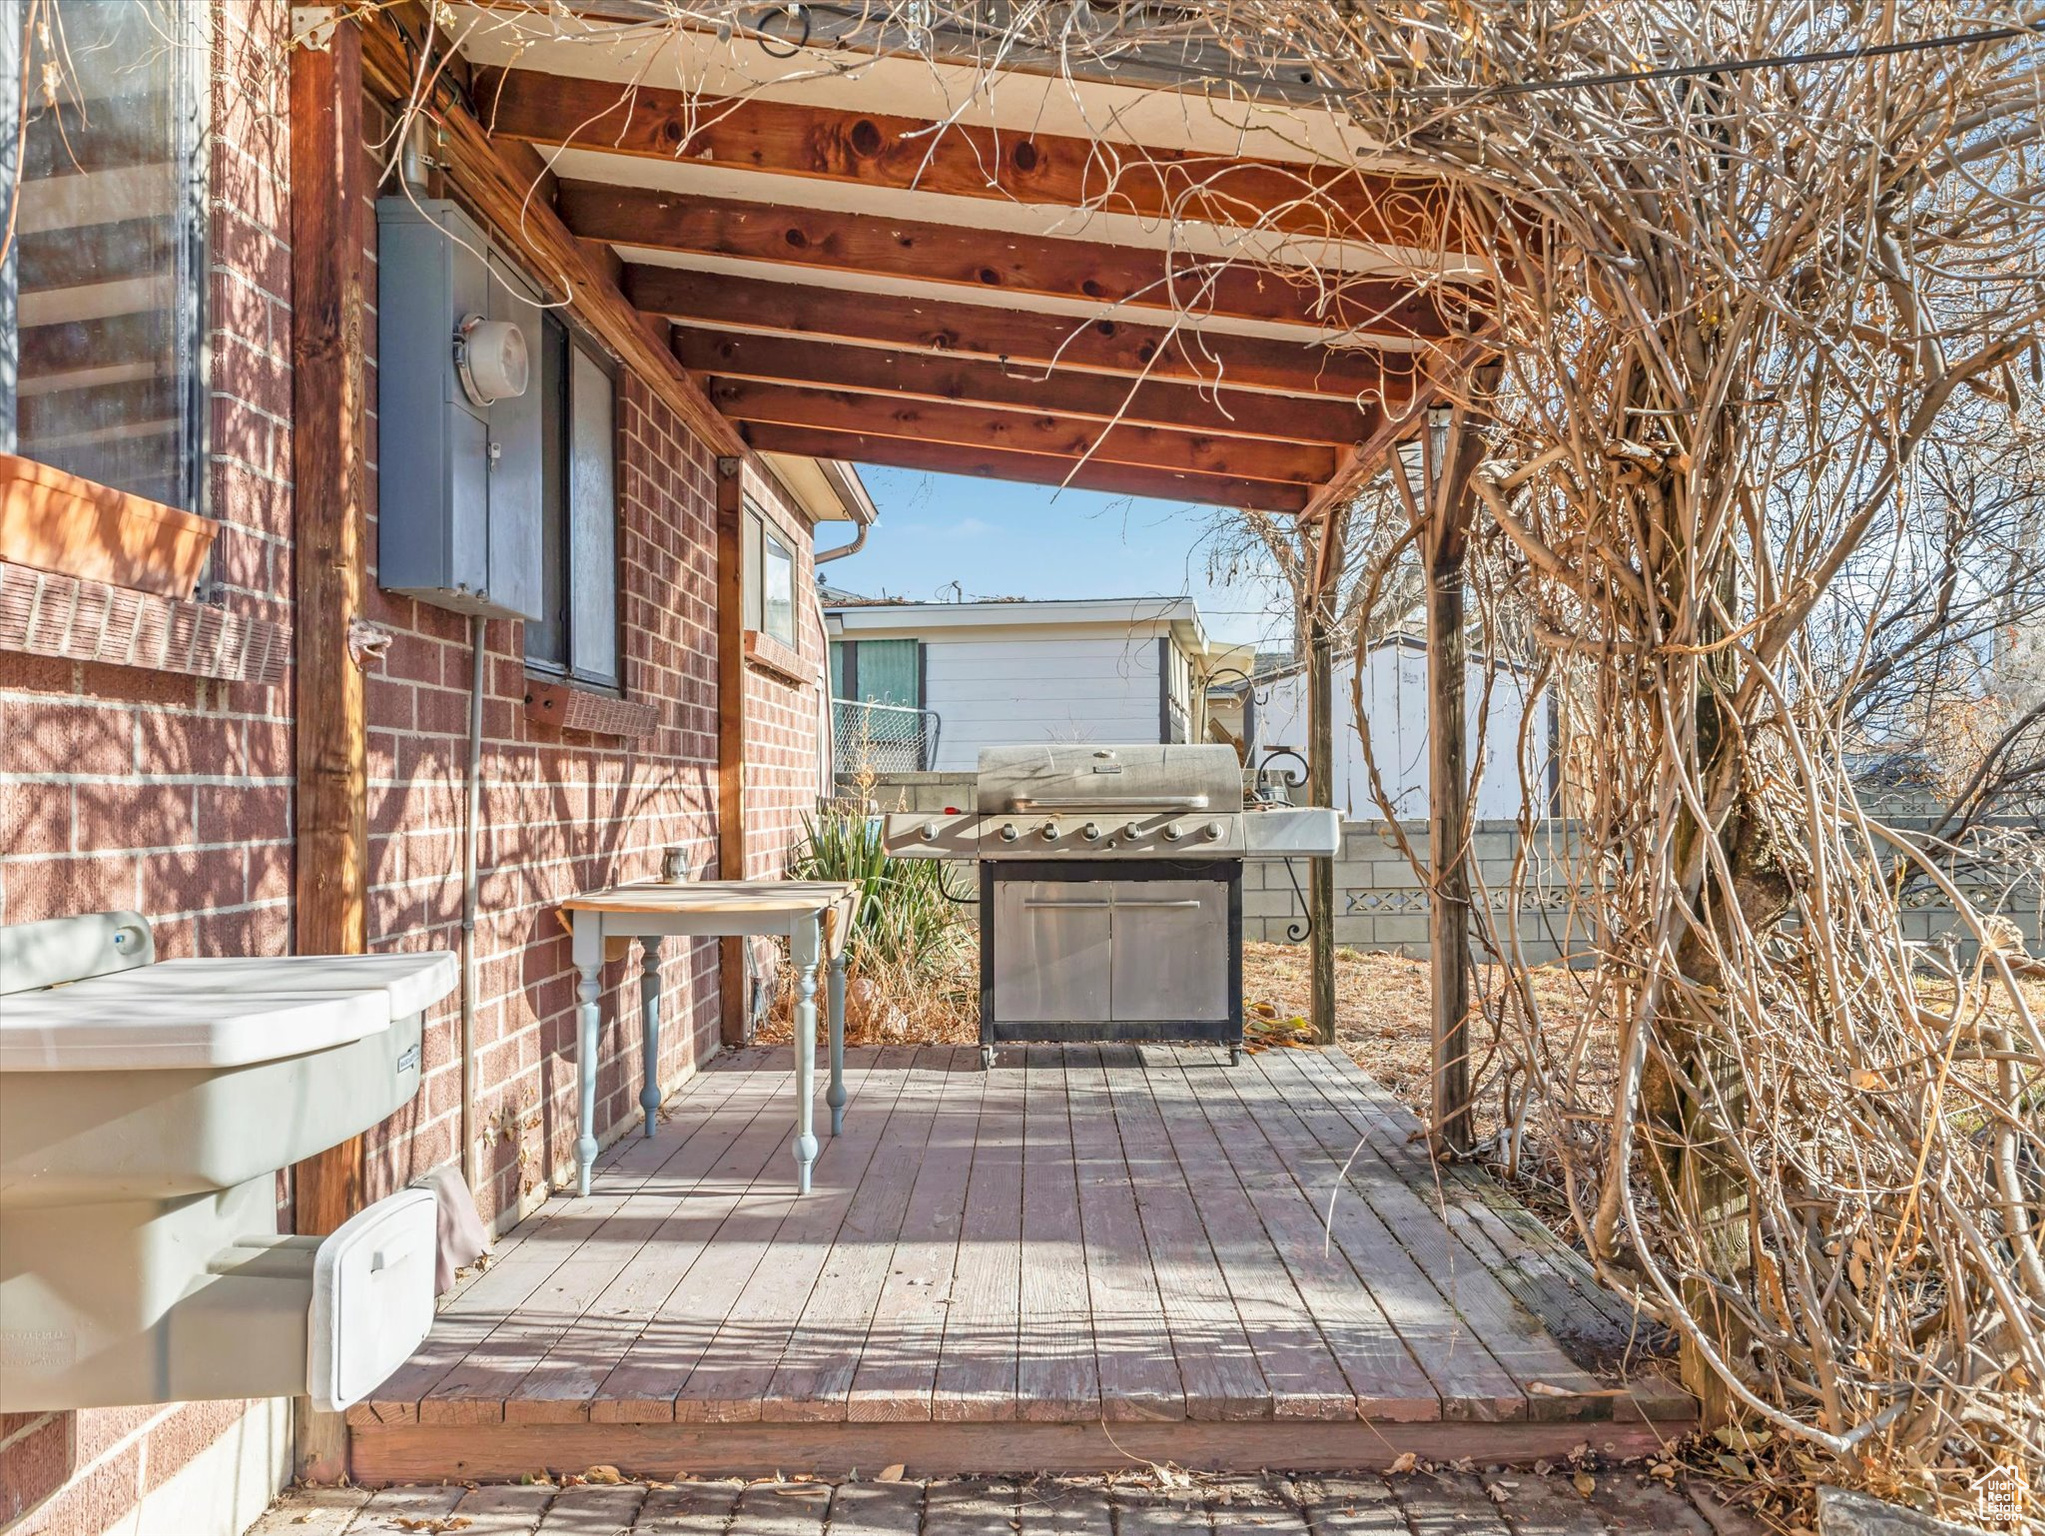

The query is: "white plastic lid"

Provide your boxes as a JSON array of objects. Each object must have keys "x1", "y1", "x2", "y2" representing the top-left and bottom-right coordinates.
[
  {"x1": 308, "y1": 1187, "x2": 439, "y2": 1412},
  {"x1": 0, "y1": 952, "x2": 456, "y2": 1071}
]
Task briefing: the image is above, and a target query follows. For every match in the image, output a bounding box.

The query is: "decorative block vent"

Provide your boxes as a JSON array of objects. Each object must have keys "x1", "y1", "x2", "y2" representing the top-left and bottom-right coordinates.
[
  {"x1": 0, "y1": 559, "x2": 291, "y2": 686},
  {"x1": 524, "y1": 678, "x2": 659, "y2": 740}
]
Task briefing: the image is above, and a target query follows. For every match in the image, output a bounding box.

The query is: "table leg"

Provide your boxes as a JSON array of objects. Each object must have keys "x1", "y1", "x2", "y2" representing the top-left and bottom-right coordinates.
[
  {"x1": 639, "y1": 936, "x2": 663, "y2": 1139},
  {"x1": 791, "y1": 915, "x2": 821, "y2": 1194},
  {"x1": 827, "y1": 950, "x2": 848, "y2": 1137},
  {"x1": 571, "y1": 917, "x2": 604, "y2": 1198}
]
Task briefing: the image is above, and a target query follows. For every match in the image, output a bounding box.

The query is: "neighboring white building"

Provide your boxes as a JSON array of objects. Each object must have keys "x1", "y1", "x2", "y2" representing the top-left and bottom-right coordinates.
[
  {"x1": 824, "y1": 596, "x2": 1207, "y2": 773},
  {"x1": 1224, "y1": 635, "x2": 1552, "y2": 821}
]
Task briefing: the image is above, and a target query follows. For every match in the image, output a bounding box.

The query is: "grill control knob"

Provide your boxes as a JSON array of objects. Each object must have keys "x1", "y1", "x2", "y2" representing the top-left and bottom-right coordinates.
[
  {"x1": 1161, "y1": 822, "x2": 1185, "y2": 843},
  {"x1": 1081, "y1": 822, "x2": 1102, "y2": 841},
  {"x1": 918, "y1": 824, "x2": 939, "y2": 842},
  {"x1": 998, "y1": 823, "x2": 1021, "y2": 842},
  {"x1": 1120, "y1": 821, "x2": 1144, "y2": 842},
  {"x1": 1038, "y1": 821, "x2": 1062, "y2": 843},
  {"x1": 1202, "y1": 820, "x2": 1225, "y2": 841}
]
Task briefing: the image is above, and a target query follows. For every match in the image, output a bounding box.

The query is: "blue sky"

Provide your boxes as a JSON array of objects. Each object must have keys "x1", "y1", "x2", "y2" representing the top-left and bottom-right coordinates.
[{"x1": 817, "y1": 466, "x2": 1293, "y2": 648}]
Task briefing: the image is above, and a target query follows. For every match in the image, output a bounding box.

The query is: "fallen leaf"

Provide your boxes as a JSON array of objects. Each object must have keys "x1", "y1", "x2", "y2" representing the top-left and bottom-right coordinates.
[
  {"x1": 1713, "y1": 1425, "x2": 1772, "y2": 1452},
  {"x1": 1715, "y1": 1453, "x2": 1749, "y2": 1478},
  {"x1": 1484, "y1": 1482, "x2": 1511, "y2": 1503},
  {"x1": 584, "y1": 1465, "x2": 624, "y2": 1485},
  {"x1": 1386, "y1": 1452, "x2": 1418, "y2": 1474},
  {"x1": 1572, "y1": 1472, "x2": 1597, "y2": 1497},
  {"x1": 876, "y1": 1463, "x2": 906, "y2": 1483}
]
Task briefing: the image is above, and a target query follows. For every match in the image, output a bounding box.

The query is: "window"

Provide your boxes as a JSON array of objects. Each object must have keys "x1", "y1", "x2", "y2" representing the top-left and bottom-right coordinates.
[
  {"x1": 524, "y1": 313, "x2": 619, "y2": 689},
  {"x1": 0, "y1": 0, "x2": 207, "y2": 510},
  {"x1": 831, "y1": 637, "x2": 921, "y2": 707},
  {"x1": 742, "y1": 499, "x2": 796, "y2": 650}
]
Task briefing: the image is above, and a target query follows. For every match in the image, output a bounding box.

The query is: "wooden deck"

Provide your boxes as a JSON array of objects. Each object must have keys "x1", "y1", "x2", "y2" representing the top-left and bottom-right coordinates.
[{"x1": 349, "y1": 1045, "x2": 1690, "y2": 1482}]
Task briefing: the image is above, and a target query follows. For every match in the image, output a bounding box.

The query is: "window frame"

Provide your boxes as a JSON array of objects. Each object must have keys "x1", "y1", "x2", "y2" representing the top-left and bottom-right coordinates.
[
  {"x1": 742, "y1": 497, "x2": 799, "y2": 653},
  {"x1": 522, "y1": 312, "x2": 622, "y2": 695},
  {"x1": 0, "y1": 0, "x2": 211, "y2": 518}
]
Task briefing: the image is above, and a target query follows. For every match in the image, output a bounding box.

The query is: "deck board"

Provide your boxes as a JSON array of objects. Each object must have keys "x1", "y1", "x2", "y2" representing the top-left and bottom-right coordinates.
[
  {"x1": 931, "y1": 1047, "x2": 1025, "y2": 1420},
  {"x1": 1145, "y1": 1053, "x2": 1370, "y2": 1419},
  {"x1": 1015, "y1": 1045, "x2": 1101, "y2": 1420},
  {"x1": 844, "y1": 1046, "x2": 986, "y2": 1421},
  {"x1": 1251, "y1": 1048, "x2": 1608, "y2": 1420},
  {"x1": 355, "y1": 1046, "x2": 1692, "y2": 1479},
  {"x1": 1063, "y1": 1044, "x2": 1186, "y2": 1421},
  {"x1": 1214, "y1": 1050, "x2": 1529, "y2": 1419},
  {"x1": 670, "y1": 1048, "x2": 908, "y2": 1421},
  {"x1": 1102, "y1": 1046, "x2": 1268, "y2": 1418},
  {"x1": 763, "y1": 1045, "x2": 949, "y2": 1421}
]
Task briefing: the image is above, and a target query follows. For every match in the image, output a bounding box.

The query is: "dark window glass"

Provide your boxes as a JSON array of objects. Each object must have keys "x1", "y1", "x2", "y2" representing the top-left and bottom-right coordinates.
[
  {"x1": 523, "y1": 316, "x2": 619, "y2": 690},
  {"x1": 524, "y1": 315, "x2": 569, "y2": 671},
  {"x1": 0, "y1": 0, "x2": 205, "y2": 509}
]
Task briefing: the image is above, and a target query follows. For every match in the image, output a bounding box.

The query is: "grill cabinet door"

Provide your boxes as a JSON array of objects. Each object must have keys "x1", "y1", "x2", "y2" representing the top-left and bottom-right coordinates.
[
  {"x1": 993, "y1": 881, "x2": 1112, "y2": 1022},
  {"x1": 1109, "y1": 881, "x2": 1229, "y2": 1022}
]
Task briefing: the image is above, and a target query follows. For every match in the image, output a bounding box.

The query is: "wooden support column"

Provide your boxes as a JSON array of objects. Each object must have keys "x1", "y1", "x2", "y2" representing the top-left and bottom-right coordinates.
[
  {"x1": 289, "y1": 16, "x2": 368, "y2": 1235},
  {"x1": 1306, "y1": 605, "x2": 1337, "y2": 1044},
  {"x1": 715, "y1": 458, "x2": 750, "y2": 1046},
  {"x1": 288, "y1": 14, "x2": 366, "y2": 1485},
  {"x1": 1422, "y1": 407, "x2": 1483, "y2": 1158},
  {"x1": 1303, "y1": 503, "x2": 1349, "y2": 1045}
]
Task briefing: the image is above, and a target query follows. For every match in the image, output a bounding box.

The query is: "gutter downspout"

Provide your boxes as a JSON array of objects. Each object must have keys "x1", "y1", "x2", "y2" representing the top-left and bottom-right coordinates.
[
  {"x1": 460, "y1": 613, "x2": 485, "y2": 1193},
  {"x1": 812, "y1": 517, "x2": 868, "y2": 565}
]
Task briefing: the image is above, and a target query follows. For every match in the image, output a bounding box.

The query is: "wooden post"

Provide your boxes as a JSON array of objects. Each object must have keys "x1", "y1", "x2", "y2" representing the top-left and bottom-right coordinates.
[
  {"x1": 290, "y1": 16, "x2": 368, "y2": 1234},
  {"x1": 288, "y1": 15, "x2": 366, "y2": 1484},
  {"x1": 1306, "y1": 601, "x2": 1337, "y2": 1045},
  {"x1": 715, "y1": 457, "x2": 750, "y2": 1046},
  {"x1": 1423, "y1": 407, "x2": 1481, "y2": 1158}
]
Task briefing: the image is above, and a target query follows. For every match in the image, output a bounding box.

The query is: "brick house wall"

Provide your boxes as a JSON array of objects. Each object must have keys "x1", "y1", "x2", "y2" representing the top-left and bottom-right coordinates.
[
  {"x1": 1, "y1": 6, "x2": 300, "y2": 1533},
  {"x1": 0, "y1": 3, "x2": 834, "y2": 1531}
]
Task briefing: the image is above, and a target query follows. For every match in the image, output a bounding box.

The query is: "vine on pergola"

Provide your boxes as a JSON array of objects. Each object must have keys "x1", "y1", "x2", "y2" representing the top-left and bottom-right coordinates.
[{"x1": 349, "y1": 0, "x2": 2045, "y2": 1514}]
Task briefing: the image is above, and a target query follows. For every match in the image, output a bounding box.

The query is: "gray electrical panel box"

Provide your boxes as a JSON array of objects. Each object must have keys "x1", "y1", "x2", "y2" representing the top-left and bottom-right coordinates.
[{"x1": 374, "y1": 198, "x2": 544, "y2": 620}]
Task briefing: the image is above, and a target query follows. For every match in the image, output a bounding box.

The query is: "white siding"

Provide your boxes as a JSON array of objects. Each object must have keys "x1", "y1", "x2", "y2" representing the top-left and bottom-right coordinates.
[
  {"x1": 1251, "y1": 645, "x2": 1549, "y2": 820},
  {"x1": 924, "y1": 636, "x2": 1164, "y2": 769}
]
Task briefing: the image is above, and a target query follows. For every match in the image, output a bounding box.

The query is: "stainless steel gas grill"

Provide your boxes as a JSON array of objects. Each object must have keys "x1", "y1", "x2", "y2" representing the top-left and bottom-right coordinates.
[{"x1": 883, "y1": 744, "x2": 1339, "y2": 1066}]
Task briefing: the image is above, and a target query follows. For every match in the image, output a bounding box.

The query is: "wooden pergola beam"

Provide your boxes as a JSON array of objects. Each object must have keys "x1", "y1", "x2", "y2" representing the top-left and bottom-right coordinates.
[
  {"x1": 476, "y1": 65, "x2": 1456, "y2": 250},
  {"x1": 559, "y1": 181, "x2": 1460, "y2": 339},
  {"x1": 673, "y1": 327, "x2": 1380, "y2": 446},
  {"x1": 737, "y1": 421, "x2": 1312, "y2": 512},
  {"x1": 707, "y1": 378, "x2": 1337, "y2": 486},
  {"x1": 633, "y1": 267, "x2": 1411, "y2": 400}
]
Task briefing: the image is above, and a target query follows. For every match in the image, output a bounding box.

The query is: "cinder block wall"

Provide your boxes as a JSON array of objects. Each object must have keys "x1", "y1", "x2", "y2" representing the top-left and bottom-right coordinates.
[{"x1": 1242, "y1": 818, "x2": 2042, "y2": 961}]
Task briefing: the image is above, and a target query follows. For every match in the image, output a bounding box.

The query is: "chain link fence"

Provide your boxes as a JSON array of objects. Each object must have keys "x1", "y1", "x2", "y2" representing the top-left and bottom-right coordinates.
[{"x1": 831, "y1": 698, "x2": 941, "y2": 777}]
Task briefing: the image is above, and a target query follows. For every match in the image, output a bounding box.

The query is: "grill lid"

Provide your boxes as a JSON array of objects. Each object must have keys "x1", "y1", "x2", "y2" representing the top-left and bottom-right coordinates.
[{"x1": 975, "y1": 744, "x2": 1245, "y2": 816}]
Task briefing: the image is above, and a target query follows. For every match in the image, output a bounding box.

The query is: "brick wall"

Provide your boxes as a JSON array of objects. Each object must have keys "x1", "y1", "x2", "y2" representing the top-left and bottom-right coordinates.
[
  {"x1": 0, "y1": 3, "x2": 829, "y2": 1530},
  {"x1": 0, "y1": 5, "x2": 298, "y2": 1532},
  {"x1": 355, "y1": 354, "x2": 825, "y2": 1225}
]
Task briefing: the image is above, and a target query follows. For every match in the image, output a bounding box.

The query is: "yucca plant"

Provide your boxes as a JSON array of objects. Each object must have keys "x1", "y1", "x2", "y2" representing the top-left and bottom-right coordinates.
[{"x1": 788, "y1": 809, "x2": 971, "y2": 985}]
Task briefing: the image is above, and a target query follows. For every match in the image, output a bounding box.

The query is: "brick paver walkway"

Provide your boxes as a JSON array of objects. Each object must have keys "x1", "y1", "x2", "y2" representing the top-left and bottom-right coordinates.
[{"x1": 253, "y1": 1469, "x2": 1757, "y2": 1534}]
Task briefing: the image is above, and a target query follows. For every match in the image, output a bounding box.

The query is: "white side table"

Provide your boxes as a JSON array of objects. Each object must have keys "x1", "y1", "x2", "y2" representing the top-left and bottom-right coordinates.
[{"x1": 554, "y1": 880, "x2": 859, "y2": 1195}]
